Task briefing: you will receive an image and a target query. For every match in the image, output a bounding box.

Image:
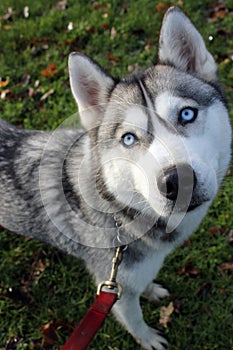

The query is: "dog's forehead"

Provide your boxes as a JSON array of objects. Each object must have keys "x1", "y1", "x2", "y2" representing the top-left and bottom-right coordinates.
[
  {"x1": 111, "y1": 65, "x2": 221, "y2": 109},
  {"x1": 123, "y1": 105, "x2": 148, "y2": 130},
  {"x1": 144, "y1": 65, "x2": 223, "y2": 106}
]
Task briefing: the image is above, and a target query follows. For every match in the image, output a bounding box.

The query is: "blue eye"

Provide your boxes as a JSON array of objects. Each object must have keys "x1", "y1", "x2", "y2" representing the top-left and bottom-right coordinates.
[
  {"x1": 122, "y1": 133, "x2": 137, "y2": 147},
  {"x1": 179, "y1": 107, "x2": 198, "y2": 126}
]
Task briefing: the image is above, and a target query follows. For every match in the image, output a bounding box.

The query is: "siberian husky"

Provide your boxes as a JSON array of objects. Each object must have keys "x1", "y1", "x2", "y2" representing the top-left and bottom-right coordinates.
[{"x1": 0, "y1": 7, "x2": 231, "y2": 350}]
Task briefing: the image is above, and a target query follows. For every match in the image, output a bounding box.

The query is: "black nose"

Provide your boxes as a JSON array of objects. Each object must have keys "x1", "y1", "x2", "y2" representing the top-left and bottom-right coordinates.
[{"x1": 158, "y1": 164, "x2": 197, "y2": 201}]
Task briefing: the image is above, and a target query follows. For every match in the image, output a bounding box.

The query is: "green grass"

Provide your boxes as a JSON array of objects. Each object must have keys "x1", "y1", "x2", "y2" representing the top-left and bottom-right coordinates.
[{"x1": 0, "y1": 0, "x2": 233, "y2": 349}]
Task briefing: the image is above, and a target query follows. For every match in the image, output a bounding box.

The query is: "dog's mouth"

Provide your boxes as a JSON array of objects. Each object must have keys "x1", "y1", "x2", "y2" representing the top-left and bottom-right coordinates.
[
  {"x1": 187, "y1": 196, "x2": 208, "y2": 211},
  {"x1": 172, "y1": 195, "x2": 208, "y2": 213}
]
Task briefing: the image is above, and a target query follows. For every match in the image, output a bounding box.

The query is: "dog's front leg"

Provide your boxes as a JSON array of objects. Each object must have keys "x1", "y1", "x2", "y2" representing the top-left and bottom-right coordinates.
[
  {"x1": 142, "y1": 282, "x2": 170, "y2": 302},
  {"x1": 112, "y1": 292, "x2": 167, "y2": 350}
]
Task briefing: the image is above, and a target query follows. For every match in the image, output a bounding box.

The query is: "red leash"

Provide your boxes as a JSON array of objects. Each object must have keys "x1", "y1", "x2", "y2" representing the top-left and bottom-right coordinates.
[
  {"x1": 60, "y1": 246, "x2": 126, "y2": 350},
  {"x1": 60, "y1": 291, "x2": 118, "y2": 350}
]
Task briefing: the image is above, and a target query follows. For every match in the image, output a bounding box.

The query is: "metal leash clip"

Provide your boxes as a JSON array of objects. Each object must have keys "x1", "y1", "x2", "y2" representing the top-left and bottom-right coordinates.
[{"x1": 97, "y1": 246, "x2": 127, "y2": 299}]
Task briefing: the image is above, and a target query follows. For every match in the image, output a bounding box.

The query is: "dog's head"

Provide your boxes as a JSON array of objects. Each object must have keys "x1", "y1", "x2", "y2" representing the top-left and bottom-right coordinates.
[{"x1": 68, "y1": 8, "x2": 231, "y2": 235}]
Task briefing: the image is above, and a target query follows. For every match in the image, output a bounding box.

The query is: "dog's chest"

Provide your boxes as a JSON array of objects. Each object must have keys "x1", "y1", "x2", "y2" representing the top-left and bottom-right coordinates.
[{"x1": 121, "y1": 246, "x2": 171, "y2": 294}]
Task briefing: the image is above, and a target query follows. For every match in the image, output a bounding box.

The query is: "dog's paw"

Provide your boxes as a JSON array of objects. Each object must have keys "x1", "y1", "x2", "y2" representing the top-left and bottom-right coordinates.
[
  {"x1": 142, "y1": 283, "x2": 170, "y2": 302},
  {"x1": 136, "y1": 325, "x2": 168, "y2": 350}
]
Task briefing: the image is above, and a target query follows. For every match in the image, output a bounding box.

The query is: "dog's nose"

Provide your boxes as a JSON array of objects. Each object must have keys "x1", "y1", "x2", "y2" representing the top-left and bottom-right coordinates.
[{"x1": 157, "y1": 164, "x2": 197, "y2": 201}]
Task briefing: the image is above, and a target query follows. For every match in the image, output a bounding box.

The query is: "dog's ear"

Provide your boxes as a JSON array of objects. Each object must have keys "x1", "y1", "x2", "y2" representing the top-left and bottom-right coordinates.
[
  {"x1": 158, "y1": 7, "x2": 218, "y2": 82},
  {"x1": 68, "y1": 53, "x2": 114, "y2": 130}
]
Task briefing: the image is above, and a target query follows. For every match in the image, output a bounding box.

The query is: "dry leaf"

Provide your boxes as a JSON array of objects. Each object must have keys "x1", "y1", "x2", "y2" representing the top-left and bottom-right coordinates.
[
  {"x1": 0, "y1": 78, "x2": 9, "y2": 88},
  {"x1": 208, "y1": 2, "x2": 228, "y2": 22},
  {"x1": 57, "y1": 0, "x2": 67, "y2": 11},
  {"x1": 128, "y1": 63, "x2": 139, "y2": 73},
  {"x1": 41, "y1": 63, "x2": 59, "y2": 78},
  {"x1": 102, "y1": 12, "x2": 109, "y2": 18},
  {"x1": 1, "y1": 7, "x2": 13, "y2": 21},
  {"x1": 93, "y1": 3, "x2": 109, "y2": 10},
  {"x1": 145, "y1": 39, "x2": 152, "y2": 52},
  {"x1": 41, "y1": 321, "x2": 58, "y2": 346},
  {"x1": 102, "y1": 23, "x2": 110, "y2": 30},
  {"x1": 219, "y1": 261, "x2": 233, "y2": 271},
  {"x1": 156, "y1": 2, "x2": 170, "y2": 13},
  {"x1": 177, "y1": 262, "x2": 201, "y2": 276},
  {"x1": 208, "y1": 226, "x2": 226, "y2": 237},
  {"x1": 181, "y1": 239, "x2": 191, "y2": 248},
  {"x1": 28, "y1": 87, "x2": 35, "y2": 98},
  {"x1": 106, "y1": 54, "x2": 119, "y2": 62},
  {"x1": 40, "y1": 88, "x2": 54, "y2": 101},
  {"x1": 111, "y1": 27, "x2": 117, "y2": 40},
  {"x1": 37, "y1": 258, "x2": 50, "y2": 272},
  {"x1": 159, "y1": 302, "x2": 174, "y2": 328},
  {"x1": 1, "y1": 89, "x2": 11, "y2": 100}
]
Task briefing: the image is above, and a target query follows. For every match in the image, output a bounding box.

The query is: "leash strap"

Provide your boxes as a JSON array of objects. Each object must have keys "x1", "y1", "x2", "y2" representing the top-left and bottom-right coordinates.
[
  {"x1": 60, "y1": 290, "x2": 118, "y2": 350},
  {"x1": 61, "y1": 246, "x2": 126, "y2": 349}
]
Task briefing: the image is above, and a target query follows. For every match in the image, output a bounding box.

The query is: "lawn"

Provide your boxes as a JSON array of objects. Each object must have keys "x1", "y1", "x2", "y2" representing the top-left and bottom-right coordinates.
[{"x1": 0, "y1": 0, "x2": 233, "y2": 349}]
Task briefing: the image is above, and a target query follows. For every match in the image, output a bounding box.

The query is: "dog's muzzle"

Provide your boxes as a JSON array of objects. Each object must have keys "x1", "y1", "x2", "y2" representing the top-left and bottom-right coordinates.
[{"x1": 157, "y1": 163, "x2": 203, "y2": 211}]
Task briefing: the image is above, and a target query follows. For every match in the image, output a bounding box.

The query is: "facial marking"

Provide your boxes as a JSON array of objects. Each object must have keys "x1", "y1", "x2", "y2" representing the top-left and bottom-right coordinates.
[
  {"x1": 155, "y1": 92, "x2": 199, "y2": 122},
  {"x1": 122, "y1": 105, "x2": 148, "y2": 131}
]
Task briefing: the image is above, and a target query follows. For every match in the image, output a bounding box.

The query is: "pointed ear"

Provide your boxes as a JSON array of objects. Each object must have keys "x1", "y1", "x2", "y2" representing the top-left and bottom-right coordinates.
[
  {"x1": 159, "y1": 7, "x2": 218, "y2": 82},
  {"x1": 68, "y1": 53, "x2": 115, "y2": 130}
]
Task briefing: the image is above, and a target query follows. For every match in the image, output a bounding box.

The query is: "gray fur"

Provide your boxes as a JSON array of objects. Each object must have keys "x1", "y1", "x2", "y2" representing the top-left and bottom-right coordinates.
[{"x1": 0, "y1": 7, "x2": 231, "y2": 350}]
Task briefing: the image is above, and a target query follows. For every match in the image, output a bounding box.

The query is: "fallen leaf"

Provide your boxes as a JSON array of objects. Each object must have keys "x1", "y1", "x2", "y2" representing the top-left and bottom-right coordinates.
[
  {"x1": 102, "y1": 23, "x2": 110, "y2": 30},
  {"x1": 37, "y1": 258, "x2": 50, "y2": 272},
  {"x1": 1, "y1": 89, "x2": 11, "y2": 100},
  {"x1": 208, "y1": 2, "x2": 229, "y2": 22},
  {"x1": 41, "y1": 321, "x2": 58, "y2": 346},
  {"x1": 92, "y1": 3, "x2": 109, "y2": 10},
  {"x1": 128, "y1": 63, "x2": 139, "y2": 73},
  {"x1": 39, "y1": 320, "x2": 74, "y2": 348},
  {"x1": 40, "y1": 88, "x2": 54, "y2": 101},
  {"x1": 145, "y1": 39, "x2": 152, "y2": 52},
  {"x1": 41, "y1": 63, "x2": 59, "y2": 78},
  {"x1": 159, "y1": 302, "x2": 174, "y2": 328},
  {"x1": 110, "y1": 27, "x2": 117, "y2": 40},
  {"x1": 156, "y1": 2, "x2": 170, "y2": 13},
  {"x1": 1, "y1": 7, "x2": 13, "y2": 21},
  {"x1": 177, "y1": 262, "x2": 201, "y2": 276},
  {"x1": 181, "y1": 239, "x2": 191, "y2": 248},
  {"x1": 28, "y1": 87, "x2": 35, "y2": 98},
  {"x1": 57, "y1": 0, "x2": 67, "y2": 11},
  {"x1": 106, "y1": 54, "x2": 119, "y2": 62},
  {"x1": 102, "y1": 12, "x2": 109, "y2": 18},
  {"x1": 0, "y1": 78, "x2": 10, "y2": 88},
  {"x1": 219, "y1": 261, "x2": 233, "y2": 271},
  {"x1": 208, "y1": 226, "x2": 227, "y2": 236}
]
